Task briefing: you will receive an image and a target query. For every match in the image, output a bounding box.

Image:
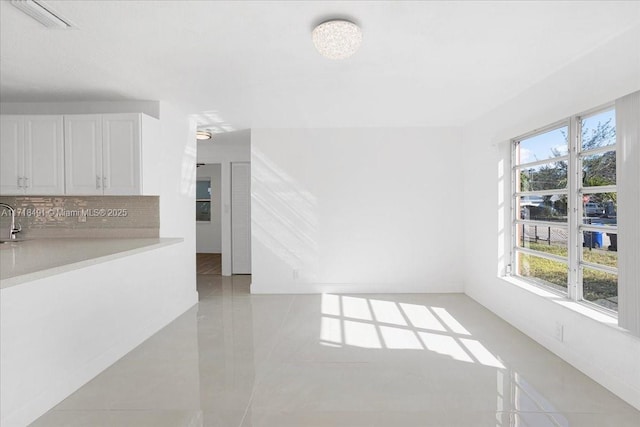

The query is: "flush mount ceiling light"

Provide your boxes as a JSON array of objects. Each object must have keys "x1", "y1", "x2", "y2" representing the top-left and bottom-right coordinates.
[
  {"x1": 312, "y1": 19, "x2": 362, "y2": 60},
  {"x1": 10, "y1": 0, "x2": 73, "y2": 29},
  {"x1": 196, "y1": 130, "x2": 212, "y2": 140}
]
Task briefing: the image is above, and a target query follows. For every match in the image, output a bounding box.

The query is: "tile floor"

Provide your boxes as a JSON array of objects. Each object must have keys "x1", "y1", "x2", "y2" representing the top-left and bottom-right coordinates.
[{"x1": 32, "y1": 275, "x2": 640, "y2": 426}]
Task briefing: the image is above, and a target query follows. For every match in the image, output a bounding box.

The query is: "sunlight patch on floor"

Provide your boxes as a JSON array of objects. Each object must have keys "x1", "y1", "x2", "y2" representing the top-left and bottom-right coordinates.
[{"x1": 320, "y1": 294, "x2": 505, "y2": 369}]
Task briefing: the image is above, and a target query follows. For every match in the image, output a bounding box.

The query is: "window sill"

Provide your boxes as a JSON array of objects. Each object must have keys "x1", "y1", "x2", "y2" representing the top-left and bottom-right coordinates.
[{"x1": 499, "y1": 275, "x2": 627, "y2": 332}]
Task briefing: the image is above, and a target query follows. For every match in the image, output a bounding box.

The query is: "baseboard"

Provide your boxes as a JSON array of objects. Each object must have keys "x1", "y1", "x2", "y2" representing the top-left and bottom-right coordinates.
[{"x1": 250, "y1": 281, "x2": 464, "y2": 294}]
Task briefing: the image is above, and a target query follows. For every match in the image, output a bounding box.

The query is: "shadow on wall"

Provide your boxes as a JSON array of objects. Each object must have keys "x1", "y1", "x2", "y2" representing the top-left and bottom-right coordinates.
[{"x1": 251, "y1": 147, "x2": 319, "y2": 281}]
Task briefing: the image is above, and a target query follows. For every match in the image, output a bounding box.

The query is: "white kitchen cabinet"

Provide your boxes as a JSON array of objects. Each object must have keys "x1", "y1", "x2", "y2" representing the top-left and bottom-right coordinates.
[
  {"x1": 64, "y1": 115, "x2": 104, "y2": 195},
  {"x1": 0, "y1": 115, "x2": 64, "y2": 195},
  {"x1": 65, "y1": 113, "x2": 143, "y2": 195},
  {"x1": 1, "y1": 112, "x2": 156, "y2": 196},
  {"x1": 102, "y1": 114, "x2": 141, "y2": 195},
  {"x1": 0, "y1": 116, "x2": 22, "y2": 195}
]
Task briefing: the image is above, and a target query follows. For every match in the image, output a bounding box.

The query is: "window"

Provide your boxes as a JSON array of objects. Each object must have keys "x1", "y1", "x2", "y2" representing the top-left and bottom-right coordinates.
[
  {"x1": 512, "y1": 106, "x2": 618, "y2": 313},
  {"x1": 196, "y1": 179, "x2": 211, "y2": 222}
]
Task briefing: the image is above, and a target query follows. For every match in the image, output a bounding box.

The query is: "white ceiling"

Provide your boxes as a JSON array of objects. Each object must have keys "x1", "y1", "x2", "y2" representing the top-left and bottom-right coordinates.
[{"x1": 1, "y1": 1, "x2": 639, "y2": 131}]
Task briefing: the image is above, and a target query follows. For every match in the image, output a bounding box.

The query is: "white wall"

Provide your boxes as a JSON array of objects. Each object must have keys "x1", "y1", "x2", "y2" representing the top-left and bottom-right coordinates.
[
  {"x1": 196, "y1": 164, "x2": 222, "y2": 253},
  {"x1": 462, "y1": 26, "x2": 640, "y2": 410},
  {"x1": 197, "y1": 129, "x2": 250, "y2": 275},
  {"x1": 250, "y1": 127, "x2": 463, "y2": 294}
]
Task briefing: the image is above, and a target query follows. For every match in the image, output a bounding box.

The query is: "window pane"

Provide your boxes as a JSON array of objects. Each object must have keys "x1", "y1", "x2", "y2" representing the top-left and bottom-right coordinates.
[
  {"x1": 582, "y1": 193, "x2": 616, "y2": 219},
  {"x1": 581, "y1": 151, "x2": 616, "y2": 187},
  {"x1": 196, "y1": 201, "x2": 211, "y2": 221},
  {"x1": 518, "y1": 225, "x2": 568, "y2": 257},
  {"x1": 518, "y1": 161, "x2": 568, "y2": 191},
  {"x1": 518, "y1": 194, "x2": 568, "y2": 221},
  {"x1": 583, "y1": 232, "x2": 617, "y2": 267},
  {"x1": 196, "y1": 180, "x2": 211, "y2": 199},
  {"x1": 516, "y1": 126, "x2": 568, "y2": 165},
  {"x1": 517, "y1": 252, "x2": 568, "y2": 294},
  {"x1": 583, "y1": 267, "x2": 617, "y2": 312},
  {"x1": 581, "y1": 109, "x2": 616, "y2": 151}
]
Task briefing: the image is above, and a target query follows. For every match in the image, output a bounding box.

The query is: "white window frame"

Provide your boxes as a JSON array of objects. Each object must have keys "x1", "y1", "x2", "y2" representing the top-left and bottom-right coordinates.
[{"x1": 511, "y1": 102, "x2": 618, "y2": 316}]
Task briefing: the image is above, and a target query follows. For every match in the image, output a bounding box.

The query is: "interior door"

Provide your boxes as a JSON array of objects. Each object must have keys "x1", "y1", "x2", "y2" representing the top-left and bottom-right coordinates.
[{"x1": 231, "y1": 162, "x2": 251, "y2": 274}]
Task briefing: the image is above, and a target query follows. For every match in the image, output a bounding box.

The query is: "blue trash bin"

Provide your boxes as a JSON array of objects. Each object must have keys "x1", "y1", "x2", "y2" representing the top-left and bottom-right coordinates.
[{"x1": 583, "y1": 231, "x2": 603, "y2": 248}]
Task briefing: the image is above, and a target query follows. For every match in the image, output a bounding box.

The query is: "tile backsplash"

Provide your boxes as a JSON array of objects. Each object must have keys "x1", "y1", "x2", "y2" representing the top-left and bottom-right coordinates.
[{"x1": 0, "y1": 196, "x2": 159, "y2": 239}]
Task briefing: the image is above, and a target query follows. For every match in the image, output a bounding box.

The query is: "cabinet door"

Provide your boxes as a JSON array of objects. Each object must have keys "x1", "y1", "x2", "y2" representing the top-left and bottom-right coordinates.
[
  {"x1": 23, "y1": 116, "x2": 64, "y2": 195},
  {"x1": 102, "y1": 114, "x2": 141, "y2": 195},
  {"x1": 0, "y1": 116, "x2": 24, "y2": 195},
  {"x1": 64, "y1": 115, "x2": 103, "y2": 195},
  {"x1": 231, "y1": 162, "x2": 252, "y2": 274}
]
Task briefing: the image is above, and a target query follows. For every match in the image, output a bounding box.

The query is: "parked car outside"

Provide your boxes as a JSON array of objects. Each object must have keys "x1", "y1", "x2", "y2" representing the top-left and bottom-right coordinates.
[
  {"x1": 520, "y1": 196, "x2": 544, "y2": 219},
  {"x1": 585, "y1": 202, "x2": 605, "y2": 217}
]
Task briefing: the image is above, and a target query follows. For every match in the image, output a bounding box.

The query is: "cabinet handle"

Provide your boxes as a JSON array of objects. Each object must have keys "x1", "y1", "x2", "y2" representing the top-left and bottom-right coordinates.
[
  {"x1": 17, "y1": 177, "x2": 23, "y2": 188},
  {"x1": 24, "y1": 177, "x2": 29, "y2": 188},
  {"x1": 103, "y1": 176, "x2": 108, "y2": 189},
  {"x1": 96, "y1": 175, "x2": 101, "y2": 189}
]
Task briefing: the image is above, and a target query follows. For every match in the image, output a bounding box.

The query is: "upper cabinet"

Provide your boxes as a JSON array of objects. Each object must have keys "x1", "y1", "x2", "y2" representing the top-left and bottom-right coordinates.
[
  {"x1": 1, "y1": 113, "x2": 157, "y2": 196},
  {"x1": 0, "y1": 115, "x2": 64, "y2": 195},
  {"x1": 0, "y1": 116, "x2": 22, "y2": 195},
  {"x1": 65, "y1": 113, "x2": 142, "y2": 195},
  {"x1": 102, "y1": 114, "x2": 141, "y2": 195},
  {"x1": 64, "y1": 115, "x2": 103, "y2": 195}
]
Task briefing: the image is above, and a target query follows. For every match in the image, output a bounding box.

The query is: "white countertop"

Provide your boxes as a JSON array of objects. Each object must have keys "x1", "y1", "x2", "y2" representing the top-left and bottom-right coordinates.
[{"x1": 0, "y1": 238, "x2": 183, "y2": 289}]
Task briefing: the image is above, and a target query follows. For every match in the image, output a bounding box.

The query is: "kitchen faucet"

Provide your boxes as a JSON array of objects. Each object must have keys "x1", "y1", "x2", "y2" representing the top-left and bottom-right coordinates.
[{"x1": 0, "y1": 203, "x2": 22, "y2": 241}]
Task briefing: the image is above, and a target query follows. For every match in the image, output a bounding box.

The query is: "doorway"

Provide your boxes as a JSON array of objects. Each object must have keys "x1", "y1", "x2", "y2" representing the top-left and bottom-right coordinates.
[
  {"x1": 195, "y1": 129, "x2": 251, "y2": 276},
  {"x1": 196, "y1": 163, "x2": 222, "y2": 274}
]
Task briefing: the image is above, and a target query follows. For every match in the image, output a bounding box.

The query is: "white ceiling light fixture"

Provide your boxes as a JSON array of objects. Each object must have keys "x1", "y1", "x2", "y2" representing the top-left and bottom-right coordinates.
[
  {"x1": 10, "y1": 0, "x2": 74, "y2": 29},
  {"x1": 312, "y1": 19, "x2": 362, "y2": 60},
  {"x1": 196, "y1": 130, "x2": 213, "y2": 140}
]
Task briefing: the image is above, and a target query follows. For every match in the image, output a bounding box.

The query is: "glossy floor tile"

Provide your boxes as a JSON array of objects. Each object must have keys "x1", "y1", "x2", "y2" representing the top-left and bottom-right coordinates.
[{"x1": 32, "y1": 275, "x2": 640, "y2": 426}]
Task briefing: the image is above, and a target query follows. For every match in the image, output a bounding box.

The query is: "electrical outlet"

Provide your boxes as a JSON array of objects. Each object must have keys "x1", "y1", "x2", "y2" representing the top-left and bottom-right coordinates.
[
  {"x1": 78, "y1": 214, "x2": 86, "y2": 223},
  {"x1": 555, "y1": 322, "x2": 564, "y2": 342}
]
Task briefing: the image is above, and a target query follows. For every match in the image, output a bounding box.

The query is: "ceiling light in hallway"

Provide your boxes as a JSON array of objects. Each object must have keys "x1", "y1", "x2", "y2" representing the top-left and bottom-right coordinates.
[{"x1": 196, "y1": 130, "x2": 212, "y2": 140}]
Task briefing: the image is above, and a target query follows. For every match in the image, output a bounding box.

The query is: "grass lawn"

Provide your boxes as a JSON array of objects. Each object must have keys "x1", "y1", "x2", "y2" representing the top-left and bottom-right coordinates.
[{"x1": 519, "y1": 242, "x2": 617, "y2": 306}]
